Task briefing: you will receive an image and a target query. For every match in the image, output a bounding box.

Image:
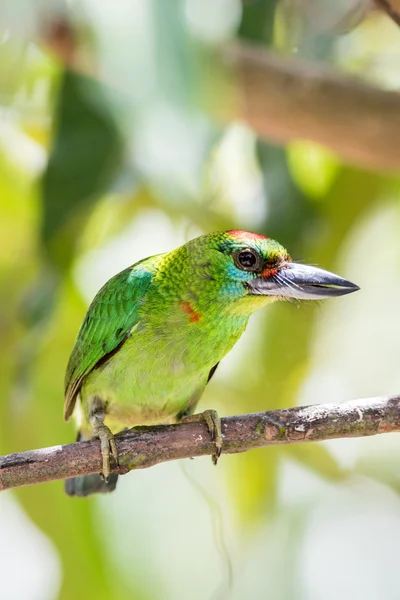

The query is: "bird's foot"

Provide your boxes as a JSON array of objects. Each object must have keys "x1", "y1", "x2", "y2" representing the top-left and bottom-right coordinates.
[
  {"x1": 92, "y1": 423, "x2": 119, "y2": 482},
  {"x1": 183, "y1": 409, "x2": 223, "y2": 465},
  {"x1": 204, "y1": 409, "x2": 223, "y2": 465}
]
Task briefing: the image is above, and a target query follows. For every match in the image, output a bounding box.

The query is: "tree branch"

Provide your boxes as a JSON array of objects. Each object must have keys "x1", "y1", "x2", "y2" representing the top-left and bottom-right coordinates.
[
  {"x1": 225, "y1": 43, "x2": 400, "y2": 172},
  {"x1": 375, "y1": 0, "x2": 400, "y2": 28},
  {"x1": 1, "y1": 395, "x2": 400, "y2": 491},
  {"x1": 40, "y1": 15, "x2": 400, "y2": 173}
]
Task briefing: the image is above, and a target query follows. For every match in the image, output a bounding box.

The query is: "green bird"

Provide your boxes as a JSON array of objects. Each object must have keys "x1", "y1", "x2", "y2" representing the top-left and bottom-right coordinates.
[{"x1": 64, "y1": 230, "x2": 359, "y2": 496}]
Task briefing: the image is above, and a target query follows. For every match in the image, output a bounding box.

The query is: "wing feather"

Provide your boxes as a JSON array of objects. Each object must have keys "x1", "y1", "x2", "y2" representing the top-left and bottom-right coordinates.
[{"x1": 64, "y1": 263, "x2": 154, "y2": 420}]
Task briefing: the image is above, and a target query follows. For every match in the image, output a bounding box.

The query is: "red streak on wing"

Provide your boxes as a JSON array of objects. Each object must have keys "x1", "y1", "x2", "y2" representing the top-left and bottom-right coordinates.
[
  {"x1": 180, "y1": 301, "x2": 202, "y2": 323},
  {"x1": 227, "y1": 230, "x2": 269, "y2": 241}
]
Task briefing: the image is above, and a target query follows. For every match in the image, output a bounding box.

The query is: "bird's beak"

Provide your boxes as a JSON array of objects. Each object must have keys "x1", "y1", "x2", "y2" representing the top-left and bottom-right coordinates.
[{"x1": 247, "y1": 262, "x2": 360, "y2": 300}]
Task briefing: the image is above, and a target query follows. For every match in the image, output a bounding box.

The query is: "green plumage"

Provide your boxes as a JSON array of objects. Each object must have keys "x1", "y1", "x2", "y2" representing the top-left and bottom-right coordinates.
[
  {"x1": 64, "y1": 230, "x2": 358, "y2": 496},
  {"x1": 64, "y1": 260, "x2": 155, "y2": 422},
  {"x1": 66, "y1": 232, "x2": 274, "y2": 433}
]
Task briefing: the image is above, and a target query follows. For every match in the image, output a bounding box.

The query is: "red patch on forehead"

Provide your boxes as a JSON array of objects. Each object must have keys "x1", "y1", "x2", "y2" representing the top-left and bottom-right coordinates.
[{"x1": 227, "y1": 230, "x2": 269, "y2": 242}]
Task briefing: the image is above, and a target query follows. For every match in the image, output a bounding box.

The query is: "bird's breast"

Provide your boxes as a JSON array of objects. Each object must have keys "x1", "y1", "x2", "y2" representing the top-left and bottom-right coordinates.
[{"x1": 80, "y1": 307, "x2": 248, "y2": 430}]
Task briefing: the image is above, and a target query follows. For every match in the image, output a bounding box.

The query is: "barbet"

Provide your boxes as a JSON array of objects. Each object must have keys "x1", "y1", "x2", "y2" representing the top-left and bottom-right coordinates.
[{"x1": 65, "y1": 230, "x2": 359, "y2": 496}]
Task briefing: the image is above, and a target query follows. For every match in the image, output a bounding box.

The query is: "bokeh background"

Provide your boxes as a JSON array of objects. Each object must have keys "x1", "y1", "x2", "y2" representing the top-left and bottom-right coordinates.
[{"x1": 2, "y1": 1, "x2": 400, "y2": 599}]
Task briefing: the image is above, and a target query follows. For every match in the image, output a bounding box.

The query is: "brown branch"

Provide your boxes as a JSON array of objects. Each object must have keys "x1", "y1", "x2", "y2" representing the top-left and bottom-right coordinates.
[
  {"x1": 224, "y1": 43, "x2": 400, "y2": 172},
  {"x1": 1, "y1": 395, "x2": 400, "y2": 491},
  {"x1": 375, "y1": 0, "x2": 400, "y2": 27},
  {"x1": 39, "y1": 14, "x2": 400, "y2": 173}
]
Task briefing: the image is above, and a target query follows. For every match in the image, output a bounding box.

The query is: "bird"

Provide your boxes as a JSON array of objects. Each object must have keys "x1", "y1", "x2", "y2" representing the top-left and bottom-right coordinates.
[{"x1": 64, "y1": 230, "x2": 359, "y2": 496}]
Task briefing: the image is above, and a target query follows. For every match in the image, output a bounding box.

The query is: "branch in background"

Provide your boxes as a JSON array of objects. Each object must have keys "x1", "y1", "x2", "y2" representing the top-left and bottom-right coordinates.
[
  {"x1": 1, "y1": 395, "x2": 400, "y2": 491},
  {"x1": 375, "y1": 0, "x2": 400, "y2": 27},
  {"x1": 40, "y1": 13, "x2": 400, "y2": 175},
  {"x1": 226, "y1": 43, "x2": 400, "y2": 172}
]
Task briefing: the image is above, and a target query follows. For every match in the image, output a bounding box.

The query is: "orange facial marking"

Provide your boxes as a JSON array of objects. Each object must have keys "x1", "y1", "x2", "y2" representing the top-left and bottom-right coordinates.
[
  {"x1": 261, "y1": 267, "x2": 278, "y2": 278},
  {"x1": 227, "y1": 230, "x2": 269, "y2": 241},
  {"x1": 261, "y1": 258, "x2": 290, "y2": 278},
  {"x1": 180, "y1": 301, "x2": 202, "y2": 323}
]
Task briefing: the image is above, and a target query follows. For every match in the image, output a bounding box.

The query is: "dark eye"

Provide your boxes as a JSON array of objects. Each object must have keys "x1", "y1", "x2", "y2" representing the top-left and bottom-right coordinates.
[{"x1": 233, "y1": 248, "x2": 262, "y2": 272}]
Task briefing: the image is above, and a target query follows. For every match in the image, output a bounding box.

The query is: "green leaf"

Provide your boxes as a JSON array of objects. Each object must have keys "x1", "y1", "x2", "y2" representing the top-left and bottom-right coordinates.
[
  {"x1": 41, "y1": 69, "x2": 122, "y2": 270},
  {"x1": 239, "y1": 0, "x2": 280, "y2": 45}
]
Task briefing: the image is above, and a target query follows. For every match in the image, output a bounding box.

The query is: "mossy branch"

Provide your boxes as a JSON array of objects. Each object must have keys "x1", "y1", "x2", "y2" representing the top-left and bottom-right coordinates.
[{"x1": 1, "y1": 395, "x2": 400, "y2": 491}]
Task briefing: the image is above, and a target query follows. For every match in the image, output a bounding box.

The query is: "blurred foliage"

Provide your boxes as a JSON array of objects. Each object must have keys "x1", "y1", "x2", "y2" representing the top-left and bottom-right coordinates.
[
  {"x1": 42, "y1": 69, "x2": 122, "y2": 269},
  {"x1": 1, "y1": 1, "x2": 400, "y2": 600}
]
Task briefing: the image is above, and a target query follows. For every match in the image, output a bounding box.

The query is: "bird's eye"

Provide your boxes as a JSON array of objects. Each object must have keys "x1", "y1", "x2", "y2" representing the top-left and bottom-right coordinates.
[{"x1": 233, "y1": 248, "x2": 262, "y2": 272}]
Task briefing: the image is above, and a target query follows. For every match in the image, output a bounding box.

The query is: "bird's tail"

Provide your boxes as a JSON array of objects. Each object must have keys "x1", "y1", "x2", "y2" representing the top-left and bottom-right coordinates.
[{"x1": 64, "y1": 432, "x2": 119, "y2": 497}]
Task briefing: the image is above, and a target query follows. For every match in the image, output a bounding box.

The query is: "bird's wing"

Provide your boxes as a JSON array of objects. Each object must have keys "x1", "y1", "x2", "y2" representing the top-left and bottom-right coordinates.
[
  {"x1": 207, "y1": 362, "x2": 219, "y2": 383},
  {"x1": 64, "y1": 264, "x2": 154, "y2": 421}
]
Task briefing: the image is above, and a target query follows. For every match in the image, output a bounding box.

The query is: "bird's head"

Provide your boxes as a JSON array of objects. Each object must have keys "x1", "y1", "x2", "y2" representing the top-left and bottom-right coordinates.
[{"x1": 192, "y1": 230, "x2": 359, "y2": 314}]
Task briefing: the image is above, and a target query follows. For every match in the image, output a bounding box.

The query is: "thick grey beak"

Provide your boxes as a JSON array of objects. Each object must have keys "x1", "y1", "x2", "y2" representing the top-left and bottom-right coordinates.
[{"x1": 247, "y1": 262, "x2": 360, "y2": 300}]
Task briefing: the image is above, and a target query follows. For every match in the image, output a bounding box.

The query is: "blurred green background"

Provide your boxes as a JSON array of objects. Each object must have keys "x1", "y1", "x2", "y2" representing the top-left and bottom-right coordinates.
[{"x1": 2, "y1": 1, "x2": 400, "y2": 599}]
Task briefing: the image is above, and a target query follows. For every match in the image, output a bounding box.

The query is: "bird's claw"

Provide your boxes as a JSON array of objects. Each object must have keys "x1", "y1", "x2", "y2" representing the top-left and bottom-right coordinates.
[
  {"x1": 93, "y1": 423, "x2": 119, "y2": 482},
  {"x1": 182, "y1": 409, "x2": 223, "y2": 465},
  {"x1": 202, "y1": 409, "x2": 223, "y2": 465}
]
